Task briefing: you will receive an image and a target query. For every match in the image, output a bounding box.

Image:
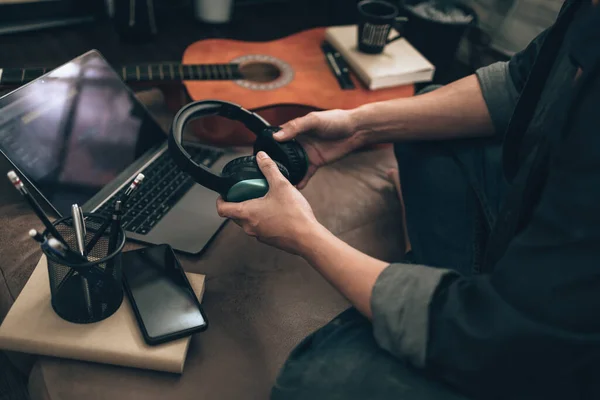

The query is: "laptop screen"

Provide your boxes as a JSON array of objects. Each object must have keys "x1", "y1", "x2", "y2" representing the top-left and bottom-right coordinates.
[{"x1": 0, "y1": 51, "x2": 166, "y2": 216}]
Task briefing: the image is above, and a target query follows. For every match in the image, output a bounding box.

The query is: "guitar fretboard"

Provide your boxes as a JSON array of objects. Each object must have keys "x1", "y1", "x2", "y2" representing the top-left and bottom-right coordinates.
[
  {"x1": 120, "y1": 63, "x2": 242, "y2": 82},
  {"x1": 0, "y1": 63, "x2": 243, "y2": 86}
]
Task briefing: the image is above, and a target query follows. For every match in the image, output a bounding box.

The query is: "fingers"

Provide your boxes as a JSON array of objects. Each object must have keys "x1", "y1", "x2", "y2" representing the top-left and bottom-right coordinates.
[
  {"x1": 216, "y1": 196, "x2": 244, "y2": 219},
  {"x1": 275, "y1": 112, "x2": 319, "y2": 141},
  {"x1": 256, "y1": 151, "x2": 287, "y2": 187}
]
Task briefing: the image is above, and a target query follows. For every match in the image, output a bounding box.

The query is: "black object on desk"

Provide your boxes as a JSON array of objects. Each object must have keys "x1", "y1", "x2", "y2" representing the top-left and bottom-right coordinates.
[
  {"x1": 356, "y1": 0, "x2": 408, "y2": 54},
  {"x1": 121, "y1": 244, "x2": 208, "y2": 345},
  {"x1": 7, "y1": 171, "x2": 68, "y2": 246},
  {"x1": 321, "y1": 40, "x2": 355, "y2": 90},
  {"x1": 41, "y1": 213, "x2": 126, "y2": 324}
]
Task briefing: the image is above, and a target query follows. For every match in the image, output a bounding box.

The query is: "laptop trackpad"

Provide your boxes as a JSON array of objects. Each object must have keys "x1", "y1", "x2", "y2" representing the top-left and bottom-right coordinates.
[{"x1": 139, "y1": 184, "x2": 227, "y2": 254}]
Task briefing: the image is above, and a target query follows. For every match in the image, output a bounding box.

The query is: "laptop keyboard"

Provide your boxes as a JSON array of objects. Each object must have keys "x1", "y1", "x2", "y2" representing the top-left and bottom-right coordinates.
[{"x1": 96, "y1": 146, "x2": 224, "y2": 235}]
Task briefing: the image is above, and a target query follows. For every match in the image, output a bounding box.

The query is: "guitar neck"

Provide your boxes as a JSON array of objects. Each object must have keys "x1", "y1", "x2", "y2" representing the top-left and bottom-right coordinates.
[{"x1": 0, "y1": 62, "x2": 243, "y2": 86}]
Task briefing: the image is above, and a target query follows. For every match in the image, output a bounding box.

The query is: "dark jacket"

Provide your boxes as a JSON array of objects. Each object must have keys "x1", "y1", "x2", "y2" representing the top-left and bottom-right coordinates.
[{"x1": 370, "y1": 1, "x2": 600, "y2": 399}]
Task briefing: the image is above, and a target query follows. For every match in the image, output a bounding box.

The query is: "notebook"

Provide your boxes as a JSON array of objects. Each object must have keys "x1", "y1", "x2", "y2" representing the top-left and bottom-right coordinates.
[
  {"x1": 0, "y1": 255, "x2": 205, "y2": 374},
  {"x1": 324, "y1": 25, "x2": 435, "y2": 90}
]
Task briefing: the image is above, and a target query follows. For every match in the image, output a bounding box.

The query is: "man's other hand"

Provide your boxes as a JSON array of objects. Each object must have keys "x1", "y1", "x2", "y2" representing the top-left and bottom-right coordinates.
[
  {"x1": 216, "y1": 151, "x2": 321, "y2": 256},
  {"x1": 274, "y1": 109, "x2": 364, "y2": 189}
]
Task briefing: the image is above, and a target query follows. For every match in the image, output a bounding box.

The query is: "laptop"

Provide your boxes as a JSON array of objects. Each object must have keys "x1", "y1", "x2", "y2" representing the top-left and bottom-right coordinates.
[{"x1": 0, "y1": 50, "x2": 245, "y2": 254}]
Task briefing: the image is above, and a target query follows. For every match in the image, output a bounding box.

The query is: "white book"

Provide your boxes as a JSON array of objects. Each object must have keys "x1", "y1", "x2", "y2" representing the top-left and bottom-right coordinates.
[{"x1": 325, "y1": 25, "x2": 435, "y2": 90}]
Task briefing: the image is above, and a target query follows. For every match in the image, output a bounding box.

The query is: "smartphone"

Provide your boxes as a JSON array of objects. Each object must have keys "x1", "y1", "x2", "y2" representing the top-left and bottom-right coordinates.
[{"x1": 121, "y1": 244, "x2": 208, "y2": 345}]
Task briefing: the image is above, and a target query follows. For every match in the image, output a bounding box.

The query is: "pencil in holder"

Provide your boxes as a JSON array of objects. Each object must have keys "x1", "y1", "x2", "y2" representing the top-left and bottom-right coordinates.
[{"x1": 41, "y1": 213, "x2": 126, "y2": 324}]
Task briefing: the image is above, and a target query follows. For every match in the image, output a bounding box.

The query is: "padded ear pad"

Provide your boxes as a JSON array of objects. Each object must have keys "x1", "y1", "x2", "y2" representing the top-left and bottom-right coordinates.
[
  {"x1": 278, "y1": 141, "x2": 309, "y2": 184},
  {"x1": 253, "y1": 128, "x2": 309, "y2": 185},
  {"x1": 222, "y1": 155, "x2": 290, "y2": 182}
]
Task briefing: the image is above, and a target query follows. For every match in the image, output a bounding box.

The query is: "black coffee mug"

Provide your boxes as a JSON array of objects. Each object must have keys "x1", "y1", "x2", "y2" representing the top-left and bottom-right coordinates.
[{"x1": 357, "y1": 0, "x2": 408, "y2": 54}]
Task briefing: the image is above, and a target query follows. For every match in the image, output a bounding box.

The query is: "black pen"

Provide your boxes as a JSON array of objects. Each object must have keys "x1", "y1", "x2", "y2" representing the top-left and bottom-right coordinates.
[
  {"x1": 71, "y1": 203, "x2": 93, "y2": 317},
  {"x1": 120, "y1": 173, "x2": 145, "y2": 206},
  {"x1": 8, "y1": 171, "x2": 68, "y2": 246},
  {"x1": 105, "y1": 200, "x2": 122, "y2": 277},
  {"x1": 31, "y1": 228, "x2": 78, "y2": 292},
  {"x1": 85, "y1": 173, "x2": 144, "y2": 253},
  {"x1": 28, "y1": 229, "x2": 46, "y2": 244},
  {"x1": 44, "y1": 238, "x2": 89, "y2": 265}
]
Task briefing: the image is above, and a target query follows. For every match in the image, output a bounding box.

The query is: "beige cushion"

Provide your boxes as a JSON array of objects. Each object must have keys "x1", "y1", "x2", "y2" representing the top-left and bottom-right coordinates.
[
  {"x1": 26, "y1": 144, "x2": 405, "y2": 400},
  {"x1": 0, "y1": 88, "x2": 406, "y2": 399}
]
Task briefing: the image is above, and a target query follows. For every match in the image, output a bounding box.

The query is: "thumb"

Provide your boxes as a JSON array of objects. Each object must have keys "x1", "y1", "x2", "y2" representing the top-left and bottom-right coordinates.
[
  {"x1": 256, "y1": 151, "x2": 287, "y2": 187},
  {"x1": 275, "y1": 113, "x2": 318, "y2": 141}
]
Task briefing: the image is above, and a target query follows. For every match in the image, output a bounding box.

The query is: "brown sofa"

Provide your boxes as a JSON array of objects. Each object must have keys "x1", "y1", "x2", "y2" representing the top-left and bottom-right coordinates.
[{"x1": 0, "y1": 89, "x2": 406, "y2": 400}]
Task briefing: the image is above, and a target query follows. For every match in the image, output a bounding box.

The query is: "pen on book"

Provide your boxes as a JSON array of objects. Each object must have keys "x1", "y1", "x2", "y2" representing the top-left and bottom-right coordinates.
[{"x1": 7, "y1": 171, "x2": 68, "y2": 246}]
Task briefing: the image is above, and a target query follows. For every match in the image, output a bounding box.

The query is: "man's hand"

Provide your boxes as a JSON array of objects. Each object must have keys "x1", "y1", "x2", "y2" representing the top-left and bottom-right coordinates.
[
  {"x1": 218, "y1": 152, "x2": 389, "y2": 321},
  {"x1": 274, "y1": 109, "x2": 365, "y2": 189},
  {"x1": 216, "y1": 151, "x2": 321, "y2": 256}
]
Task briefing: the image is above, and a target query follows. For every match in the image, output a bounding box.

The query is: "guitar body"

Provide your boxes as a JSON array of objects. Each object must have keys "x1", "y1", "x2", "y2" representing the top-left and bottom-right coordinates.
[{"x1": 176, "y1": 27, "x2": 415, "y2": 145}]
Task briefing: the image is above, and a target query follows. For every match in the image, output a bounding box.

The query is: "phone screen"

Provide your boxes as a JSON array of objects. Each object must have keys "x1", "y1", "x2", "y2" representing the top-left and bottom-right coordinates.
[{"x1": 121, "y1": 244, "x2": 207, "y2": 344}]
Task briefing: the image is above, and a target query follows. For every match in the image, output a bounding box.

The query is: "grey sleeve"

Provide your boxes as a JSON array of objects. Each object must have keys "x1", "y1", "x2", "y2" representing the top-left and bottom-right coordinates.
[
  {"x1": 370, "y1": 263, "x2": 459, "y2": 367},
  {"x1": 475, "y1": 61, "x2": 521, "y2": 136}
]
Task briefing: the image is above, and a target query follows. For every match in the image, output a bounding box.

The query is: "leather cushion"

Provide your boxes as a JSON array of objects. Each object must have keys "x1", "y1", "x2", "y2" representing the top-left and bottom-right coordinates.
[
  {"x1": 27, "y1": 145, "x2": 406, "y2": 400},
  {"x1": 0, "y1": 88, "x2": 407, "y2": 400}
]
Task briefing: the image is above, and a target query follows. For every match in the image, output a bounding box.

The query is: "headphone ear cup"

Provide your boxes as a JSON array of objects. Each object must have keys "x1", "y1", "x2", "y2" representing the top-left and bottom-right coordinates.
[
  {"x1": 222, "y1": 155, "x2": 290, "y2": 182},
  {"x1": 253, "y1": 129, "x2": 309, "y2": 185},
  {"x1": 277, "y1": 142, "x2": 309, "y2": 185},
  {"x1": 222, "y1": 156, "x2": 291, "y2": 202}
]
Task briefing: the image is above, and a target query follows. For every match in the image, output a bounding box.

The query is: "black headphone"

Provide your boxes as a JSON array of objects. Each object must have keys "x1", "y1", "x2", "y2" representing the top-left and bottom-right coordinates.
[{"x1": 168, "y1": 100, "x2": 309, "y2": 202}]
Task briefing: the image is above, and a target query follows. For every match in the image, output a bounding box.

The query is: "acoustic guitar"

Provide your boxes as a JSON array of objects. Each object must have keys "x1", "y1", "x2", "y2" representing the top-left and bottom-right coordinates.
[{"x1": 0, "y1": 27, "x2": 415, "y2": 145}]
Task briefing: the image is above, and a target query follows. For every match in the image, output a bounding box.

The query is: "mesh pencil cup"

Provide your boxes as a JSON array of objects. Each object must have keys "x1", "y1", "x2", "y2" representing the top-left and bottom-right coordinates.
[{"x1": 41, "y1": 213, "x2": 126, "y2": 324}]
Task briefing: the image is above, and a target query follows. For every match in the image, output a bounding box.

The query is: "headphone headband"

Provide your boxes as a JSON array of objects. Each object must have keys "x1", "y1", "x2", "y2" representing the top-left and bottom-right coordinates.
[{"x1": 168, "y1": 100, "x2": 272, "y2": 194}]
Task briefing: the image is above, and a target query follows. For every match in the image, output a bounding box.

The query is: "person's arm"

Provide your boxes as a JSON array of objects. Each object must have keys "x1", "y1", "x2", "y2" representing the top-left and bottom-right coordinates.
[
  {"x1": 351, "y1": 74, "x2": 497, "y2": 142},
  {"x1": 215, "y1": 152, "x2": 450, "y2": 325},
  {"x1": 371, "y1": 68, "x2": 600, "y2": 399},
  {"x1": 348, "y1": 21, "x2": 561, "y2": 146},
  {"x1": 295, "y1": 223, "x2": 396, "y2": 319}
]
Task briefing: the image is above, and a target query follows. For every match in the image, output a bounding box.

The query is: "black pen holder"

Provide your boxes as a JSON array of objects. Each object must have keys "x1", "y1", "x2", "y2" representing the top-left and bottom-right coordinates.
[{"x1": 42, "y1": 214, "x2": 126, "y2": 324}]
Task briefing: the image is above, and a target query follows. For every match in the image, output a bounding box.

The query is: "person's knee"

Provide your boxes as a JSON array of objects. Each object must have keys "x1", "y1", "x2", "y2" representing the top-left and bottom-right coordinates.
[
  {"x1": 393, "y1": 140, "x2": 446, "y2": 193},
  {"x1": 271, "y1": 308, "x2": 378, "y2": 399}
]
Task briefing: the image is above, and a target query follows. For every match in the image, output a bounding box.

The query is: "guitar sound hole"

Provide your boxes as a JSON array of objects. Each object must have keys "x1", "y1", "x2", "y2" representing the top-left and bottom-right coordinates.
[{"x1": 238, "y1": 62, "x2": 281, "y2": 83}]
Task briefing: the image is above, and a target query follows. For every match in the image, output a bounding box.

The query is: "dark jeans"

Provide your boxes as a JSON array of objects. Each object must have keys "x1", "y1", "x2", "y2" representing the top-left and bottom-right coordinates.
[{"x1": 270, "y1": 116, "x2": 507, "y2": 399}]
